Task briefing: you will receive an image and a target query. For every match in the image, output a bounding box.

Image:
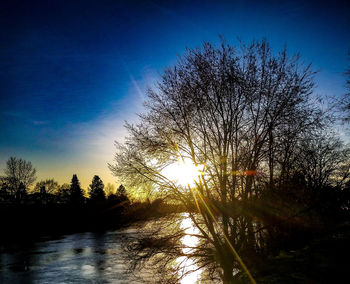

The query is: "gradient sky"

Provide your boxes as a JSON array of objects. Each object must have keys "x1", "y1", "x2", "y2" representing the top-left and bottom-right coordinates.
[{"x1": 0, "y1": 0, "x2": 349, "y2": 188}]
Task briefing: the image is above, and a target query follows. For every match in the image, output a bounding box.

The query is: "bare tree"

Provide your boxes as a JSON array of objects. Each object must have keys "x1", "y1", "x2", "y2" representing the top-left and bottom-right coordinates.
[
  {"x1": 294, "y1": 131, "x2": 350, "y2": 189},
  {"x1": 56, "y1": 183, "x2": 70, "y2": 203},
  {"x1": 34, "y1": 179, "x2": 60, "y2": 194},
  {"x1": 3, "y1": 157, "x2": 37, "y2": 194},
  {"x1": 105, "y1": 183, "x2": 116, "y2": 197},
  {"x1": 110, "y1": 39, "x2": 325, "y2": 283}
]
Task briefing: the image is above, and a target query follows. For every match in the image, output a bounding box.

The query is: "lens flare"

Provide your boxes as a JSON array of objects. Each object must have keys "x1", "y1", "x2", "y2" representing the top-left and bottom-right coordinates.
[{"x1": 162, "y1": 158, "x2": 203, "y2": 186}]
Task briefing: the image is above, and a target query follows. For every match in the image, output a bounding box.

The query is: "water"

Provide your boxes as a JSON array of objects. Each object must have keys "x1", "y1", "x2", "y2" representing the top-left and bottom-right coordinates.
[
  {"x1": 179, "y1": 216, "x2": 202, "y2": 284},
  {"x1": 0, "y1": 228, "x2": 138, "y2": 283},
  {"x1": 0, "y1": 216, "x2": 206, "y2": 283}
]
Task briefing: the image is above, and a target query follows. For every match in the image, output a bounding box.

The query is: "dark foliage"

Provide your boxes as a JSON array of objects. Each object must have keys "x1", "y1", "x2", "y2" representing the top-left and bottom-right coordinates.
[
  {"x1": 89, "y1": 175, "x2": 106, "y2": 203},
  {"x1": 110, "y1": 39, "x2": 350, "y2": 283},
  {"x1": 69, "y1": 174, "x2": 84, "y2": 204},
  {"x1": 1, "y1": 157, "x2": 36, "y2": 196}
]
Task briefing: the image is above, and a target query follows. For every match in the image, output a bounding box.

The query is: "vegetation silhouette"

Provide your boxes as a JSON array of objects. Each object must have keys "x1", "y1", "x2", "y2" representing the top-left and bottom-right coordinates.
[
  {"x1": 109, "y1": 39, "x2": 350, "y2": 283},
  {"x1": 0, "y1": 157, "x2": 176, "y2": 250},
  {"x1": 69, "y1": 174, "x2": 85, "y2": 204},
  {"x1": 2, "y1": 157, "x2": 36, "y2": 198},
  {"x1": 34, "y1": 179, "x2": 59, "y2": 194},
  {"x1": 0, "y1": 41, "x2": 349, "y2": 283},
  {"x1": 89, "y1": 175, "x2": 106, "y2": 203}
]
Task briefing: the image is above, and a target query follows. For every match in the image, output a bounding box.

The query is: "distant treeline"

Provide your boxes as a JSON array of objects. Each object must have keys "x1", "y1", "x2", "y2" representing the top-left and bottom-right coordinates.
[
  {"x1": 0, "y1": 157, "x2": 182, "y2": 246},
  {"x1": 0, "y1": 157, "x2": 128, "y2": 205}
]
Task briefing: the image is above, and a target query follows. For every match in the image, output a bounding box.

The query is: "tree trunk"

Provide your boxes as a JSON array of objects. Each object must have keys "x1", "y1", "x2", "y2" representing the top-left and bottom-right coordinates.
[{"x1": 222, "y1": 261, "x2": 234, "y2": 284}]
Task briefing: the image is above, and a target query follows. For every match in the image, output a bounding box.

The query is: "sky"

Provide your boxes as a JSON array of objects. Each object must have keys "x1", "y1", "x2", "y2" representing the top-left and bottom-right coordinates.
[{"x1": 0, "y1": 0, "x2": 349, "y2": 189}]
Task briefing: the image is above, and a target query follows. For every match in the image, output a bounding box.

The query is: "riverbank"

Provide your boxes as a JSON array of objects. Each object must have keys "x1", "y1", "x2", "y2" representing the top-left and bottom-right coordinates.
[
  {"x1": 0, "y1": 199, "x2": 183, "y2": 251},
  {"x1": 233, "y1": 221, "x2": 350, "y2": 283},
  {"x1": 1, "y1": 200, "x2": 348, "y2": 283}
]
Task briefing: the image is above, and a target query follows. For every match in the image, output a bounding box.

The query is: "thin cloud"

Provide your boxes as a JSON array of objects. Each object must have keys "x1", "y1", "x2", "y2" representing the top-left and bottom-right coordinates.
[{"x1": 32, "y1": 120, "x2": 49, "y2": 125}]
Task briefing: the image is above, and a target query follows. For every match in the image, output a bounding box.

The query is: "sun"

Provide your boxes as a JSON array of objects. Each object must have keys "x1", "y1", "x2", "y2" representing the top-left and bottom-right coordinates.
[{"x1": 162, "y1": 158, "x2": 203, "y2": 187}]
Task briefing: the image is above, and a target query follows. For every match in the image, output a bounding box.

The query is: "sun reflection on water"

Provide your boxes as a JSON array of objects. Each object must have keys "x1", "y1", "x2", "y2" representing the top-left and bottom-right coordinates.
[{"x1": 178, "y1": 214, "x2": 203, "y2": 284}]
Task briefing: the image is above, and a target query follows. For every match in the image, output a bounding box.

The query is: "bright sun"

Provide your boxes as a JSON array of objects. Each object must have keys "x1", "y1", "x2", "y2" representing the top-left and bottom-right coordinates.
[{"x1": 162, "y1": 158, "x2": 203, "y2": 187}]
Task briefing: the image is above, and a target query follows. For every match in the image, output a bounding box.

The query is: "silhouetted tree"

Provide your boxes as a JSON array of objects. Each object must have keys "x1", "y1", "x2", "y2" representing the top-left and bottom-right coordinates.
[
  {"x1": 295, "y1": 132, "x2": 350, "y2": 189},
  {"x1": 342, "y1": 180, "x2": 350, "y2": 210},
  {"x1": 0, "y1": 179, "x2": 11, "y2": 202},
  {"x1": 15, "y1": 182, "x2": 27, "y2": 202},
  {"x1": 56, "y1": 183, "x2": 70, "y2": 203},
  {"x1": 2, "y1": 157, "x2": 36, "y2": 195},
  {"x1": 105, "y1": 183, "x2": 116, "y2": 197},
  {"x1": 89, "y1": 175, "x2": 106, "y2": 202},
  {"x1": 117, "y1": 184, "x2": 126, "y2": 196},
  {"x1": 34, "y1": 179, "x2": 59, "y2": 194},
  {"x1": 115, "y1": 184, "x2": 129, "y2": 203},
  {"x1": 69, "y1": 174, "x2": 84, "y2": 204},
  {"x1": 110, "y1": 39, "x2": 330, "y2": 283}
]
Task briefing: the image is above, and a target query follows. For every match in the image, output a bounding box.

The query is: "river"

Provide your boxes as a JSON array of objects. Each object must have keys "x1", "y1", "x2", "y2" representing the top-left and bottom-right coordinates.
[{"x1": 0, "y1": 215, "x2": 207, "y2": 283}]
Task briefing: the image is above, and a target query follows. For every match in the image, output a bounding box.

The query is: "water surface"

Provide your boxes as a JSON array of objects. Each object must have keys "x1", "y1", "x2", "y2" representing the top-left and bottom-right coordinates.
[
  {"x1": 0, "y1": 216, "x2": 211, "y2": 283},
  {"x1": 0, "y1": 228, "x2": 139, "y2": 283}
]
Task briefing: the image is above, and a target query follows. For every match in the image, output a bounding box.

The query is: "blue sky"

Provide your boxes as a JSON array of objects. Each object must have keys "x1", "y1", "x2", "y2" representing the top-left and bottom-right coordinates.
[{"x1": 0, "y1": 0, "x2": 349, "y2": 188}]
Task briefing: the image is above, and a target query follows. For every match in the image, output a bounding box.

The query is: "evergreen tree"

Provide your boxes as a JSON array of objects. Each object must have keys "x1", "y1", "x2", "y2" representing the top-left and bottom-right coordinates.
[
  {"x1": 116, "y1": 184, "x2": 126, "y2": 196},
  {"x1": 89, "y1": 175, "x2": 106, "y2": 202},
  {"x1": 116, "y1": 184, "x2": 128, "y2": 203},
  {"x1": 70, "y1": 174, "x2": 84, "y2": 204}
]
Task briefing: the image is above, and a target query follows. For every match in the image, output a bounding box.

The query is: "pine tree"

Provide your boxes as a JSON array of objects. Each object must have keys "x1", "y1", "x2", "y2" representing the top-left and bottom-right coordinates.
[
  {"x1": 70, "y1": 174, "x2": 84, "y2": 204},
  {"x1": 117, "y1": 184, "x2": 126, "y2": 196},
  {"x1": 116, "y1": 184, "x2": 128, "y2": 203},
  {"x1": 89, "y1": 175, "x2": 106, "y2": 203}
]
